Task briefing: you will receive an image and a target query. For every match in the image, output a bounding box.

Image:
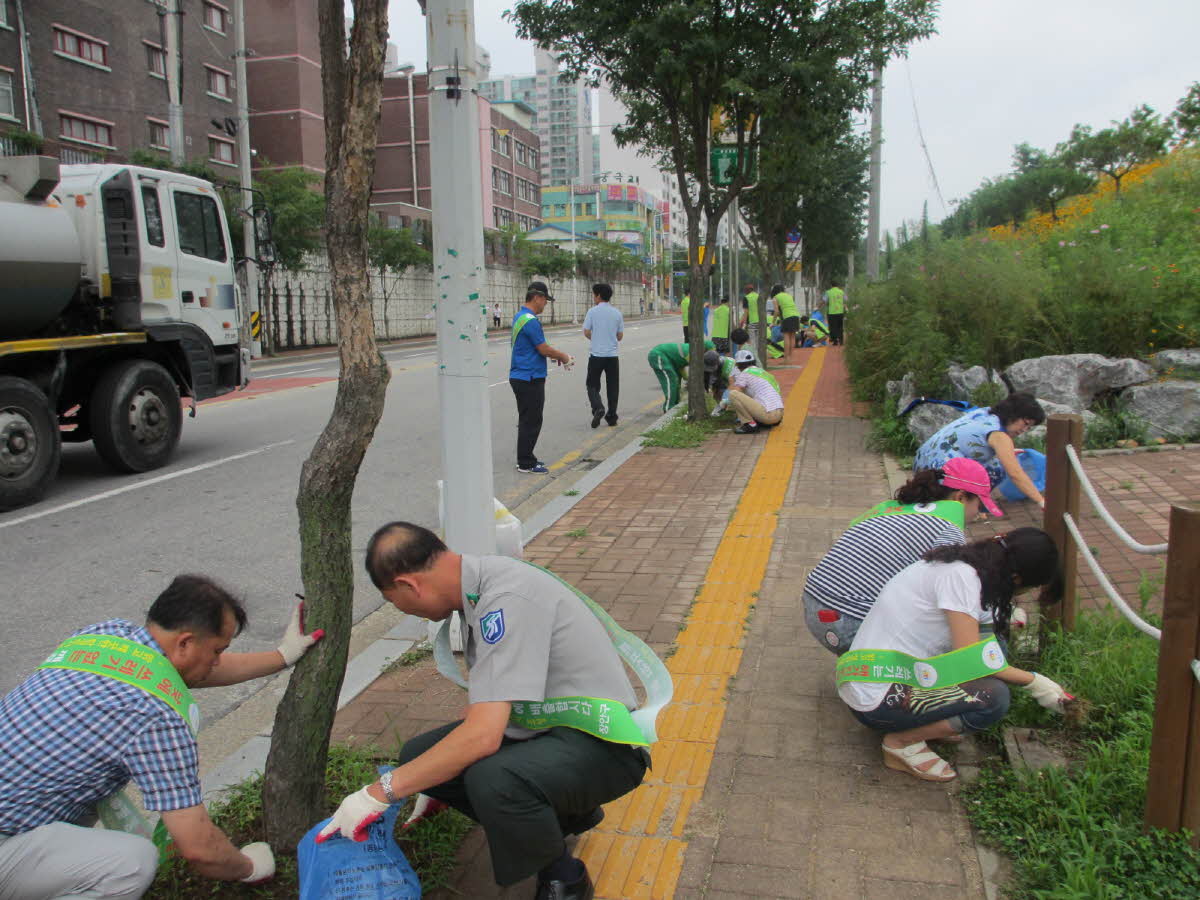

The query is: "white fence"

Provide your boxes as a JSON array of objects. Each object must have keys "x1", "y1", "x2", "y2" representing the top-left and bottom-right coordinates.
[{"x1": 260, "y1": 261, "x2": 651, "y2": 350}]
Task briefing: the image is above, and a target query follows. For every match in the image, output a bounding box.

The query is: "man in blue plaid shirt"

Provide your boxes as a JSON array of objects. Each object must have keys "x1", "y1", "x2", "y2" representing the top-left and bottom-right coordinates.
[{"x1": 0, "y1": 574, "x2": 323, "y2": 898}]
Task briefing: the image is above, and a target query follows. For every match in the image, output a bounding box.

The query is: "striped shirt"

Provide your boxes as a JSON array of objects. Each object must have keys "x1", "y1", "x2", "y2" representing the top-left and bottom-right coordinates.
[
  {"x1": 732, "y1": 370, "x2": 783, "y2": 412},
  {"x1": 804, "y1": 513, "x2": 965, "y2": 620},
  {"x1": 0, "y1": 620, "x2": 201, "y2": 834}
]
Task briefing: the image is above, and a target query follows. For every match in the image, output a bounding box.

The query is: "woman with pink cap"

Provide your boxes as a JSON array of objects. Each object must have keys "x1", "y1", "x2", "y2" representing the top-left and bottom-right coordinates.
[{"x1": 803, "y1": 458, "x2": 1005, "y2": 654}]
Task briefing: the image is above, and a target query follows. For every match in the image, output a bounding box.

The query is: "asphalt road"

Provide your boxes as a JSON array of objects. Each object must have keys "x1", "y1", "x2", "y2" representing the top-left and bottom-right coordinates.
[{"x1": 0, "y1": 315, "x2": 685, "y2": 720}]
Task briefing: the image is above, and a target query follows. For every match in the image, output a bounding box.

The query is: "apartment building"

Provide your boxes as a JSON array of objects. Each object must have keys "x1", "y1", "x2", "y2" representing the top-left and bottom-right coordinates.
[{"x1": 0, "y1": 0, "x2": 241, "y2": 171}]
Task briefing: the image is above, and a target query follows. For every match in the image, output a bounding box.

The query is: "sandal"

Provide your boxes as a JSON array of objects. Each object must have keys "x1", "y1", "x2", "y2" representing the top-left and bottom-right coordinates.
[{"x1": 881, "y1": 740, "x2": 957, "y2": 782}]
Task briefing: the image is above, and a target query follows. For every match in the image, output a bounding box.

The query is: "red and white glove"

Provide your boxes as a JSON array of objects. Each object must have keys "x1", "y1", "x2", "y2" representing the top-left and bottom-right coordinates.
[
  {"x1": 277, "y1": 596, "x2": 326, "y2": 667},
  {"x1": 239, "y1": 842, "x2": 275, "y2": 883},
  {"x1": 401, "y1": 793, "x2": 449, "y2": 831},
  {"x1": 1026, "y1": 673, "x2": 1073, "y2": 712},
  {"x1": 316, "y1": 787, "x2": 389, "y2": 843},
  {"x1": 1011, "y1": 607, "x2": 1028, "y2": 629}
]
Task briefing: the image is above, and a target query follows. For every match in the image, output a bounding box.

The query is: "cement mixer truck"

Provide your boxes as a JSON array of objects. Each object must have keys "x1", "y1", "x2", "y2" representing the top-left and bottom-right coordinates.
[{"x1": 0, "y1": 155, "x2": 255, "y2": 511}]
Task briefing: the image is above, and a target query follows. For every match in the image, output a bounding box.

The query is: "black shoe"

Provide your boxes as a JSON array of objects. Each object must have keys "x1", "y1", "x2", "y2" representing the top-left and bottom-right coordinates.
[
  {"x1": 562, "y1": 807, "x2": 604, "y2": 835},
  {"x1": 605, "y1": 416, "x2": 618, "y2": 427},
  {"x1": 590, "y1": 411, "x2": 603, "y2": 428},
  {"x1": 535, "y1": 868, "x2": 594, "y2": 900},
  {"x1": 733, "y1": 422, "x2": 759, "y2": 434}
]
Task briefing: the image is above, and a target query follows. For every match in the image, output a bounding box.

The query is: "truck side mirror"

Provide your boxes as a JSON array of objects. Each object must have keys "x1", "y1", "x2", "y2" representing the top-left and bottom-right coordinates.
[
  {"x1": 257, "y1": 240, "x2": 276, "y2": 265},
  {"x1": 252, "y1": 206, "x2": 273, "y2": 246}
]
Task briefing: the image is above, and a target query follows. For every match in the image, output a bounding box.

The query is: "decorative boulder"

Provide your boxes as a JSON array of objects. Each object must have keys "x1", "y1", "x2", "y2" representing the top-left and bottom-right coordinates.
[
  {"x1": 905, "y1": 403, "x2": 964, "y2": 446},
  {"x1": 1121, "y1": 381, "x2": 1200, "y2": 441},
  {"x1": 1005, "y1": 354, "x2": 1154, "y2": 409},
  {"x1": 1150, "y1": 349, "x2": 1200, "y2": 377},
  {"x1": 892, "y1": 372, "x2": 919, "y2": 417},
  {"x1": 946, "y1": 363, "x2": 1004, "y2": 403}
]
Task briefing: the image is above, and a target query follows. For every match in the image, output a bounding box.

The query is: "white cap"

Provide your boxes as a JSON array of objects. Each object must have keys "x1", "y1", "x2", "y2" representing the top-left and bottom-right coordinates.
[{"x1": 734, "y1": 349, "x2": 756, "y2": 363}]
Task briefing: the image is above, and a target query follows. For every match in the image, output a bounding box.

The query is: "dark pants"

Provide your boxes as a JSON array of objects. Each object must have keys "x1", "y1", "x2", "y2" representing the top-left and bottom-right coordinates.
[
  {"x1": 586, "y1": 355, "x2": 619, "y2": 422},
  {"x1": 682, "y1": 325, "x2": 690, "y2": 344},
  {"x1": 828, "y1": 313, "x2": 845, "y2": 345},
  {"x1": 397, "y1": 722, "x2": 648, "y2": 885},
  {"x1": 510, "y1": 377, "x2": 545, "y2": 469},
  {"x1": 850, "y1": 677, "x2": 1011, "y2": 735}
]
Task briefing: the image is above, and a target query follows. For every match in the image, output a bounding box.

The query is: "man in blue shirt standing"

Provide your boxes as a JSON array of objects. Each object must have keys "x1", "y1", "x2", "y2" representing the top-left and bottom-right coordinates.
[
  {"x1": 582, "y1": 282, "x2": 624, "y2": 429},
  {"x1": 510, "y1": 282, "x2": 573, "y2": 474}
]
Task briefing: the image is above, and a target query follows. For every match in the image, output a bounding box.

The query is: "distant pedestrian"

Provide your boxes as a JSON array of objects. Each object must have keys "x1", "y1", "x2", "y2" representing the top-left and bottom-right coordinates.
[
  {"x1": 639, "y1": 297, "x2": 646, "y2": 316},
  {"x1": 509, "y1": 281, "x2": 573, "y2": 475},
  {"x1": 728, "y1": 349, "x2": 784, "y2": 434},
  {"x1": 739, "y1": 283, "x2": 761, "y2": 348},
  {"x1": 711, "y1": 296, "x2": 732, "y2": 353},
  {"x1": 679, "y1": 293, "x2": 691, "y2": 343},
  {"x1": 771, "y1": 284, "x2": 800, "y2": 361},
  {"x1": 647, "y1": 339, "x2": 715, "y2": 413},
  {"x1": 825, "y1": 281, "x2": 846, "y2": 345},
  {"x1": 492, "y1": 303, "x2": 502, "y2": 329},
  {"x1": 583, "y1": 283, "x2": 624, "y2": 428}
]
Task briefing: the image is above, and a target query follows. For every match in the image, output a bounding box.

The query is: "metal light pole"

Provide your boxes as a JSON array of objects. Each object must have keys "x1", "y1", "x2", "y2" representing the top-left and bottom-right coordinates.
[
  {"x1": 569, "y1": 180, "x2": 578, "y2": 323},
  {"x1": 233, "y1": 0, "x2": 260, "y2": 358},
  {"x1": 866, "y1": 63, "x2": 883, "y2": 281},
  {"x1": 427, "y1": 0, "x2": 495, "y2": 555}
]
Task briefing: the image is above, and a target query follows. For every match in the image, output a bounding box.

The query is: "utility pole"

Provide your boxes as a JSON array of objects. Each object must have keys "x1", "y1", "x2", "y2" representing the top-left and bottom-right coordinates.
[
  {"x1": 164, "y1": 0, "x2": 185, "y2": 165},
  {"x1": 232, "y1": 0, "x2": 261, "y2": 358},
  {"x1": 865, "y1": 62, "x2": 883, "y2": 281},
  {"x1": 426, "y1": 0, "x2": 496, "y2": 555}
]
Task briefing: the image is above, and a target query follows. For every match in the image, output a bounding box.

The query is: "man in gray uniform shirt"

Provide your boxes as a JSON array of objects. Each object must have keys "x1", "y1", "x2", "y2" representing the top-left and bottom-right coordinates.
[{"x1": 320, "y1": 522, "x2": 649, "y2": 900}]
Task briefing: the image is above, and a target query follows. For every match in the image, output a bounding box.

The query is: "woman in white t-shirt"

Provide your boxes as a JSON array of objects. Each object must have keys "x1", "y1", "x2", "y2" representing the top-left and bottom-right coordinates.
[{"x1": 838, "y1": 528, "x2": 1073, "y2": 783}]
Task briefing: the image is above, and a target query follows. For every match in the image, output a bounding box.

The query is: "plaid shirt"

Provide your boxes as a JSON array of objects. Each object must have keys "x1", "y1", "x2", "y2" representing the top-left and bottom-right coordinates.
[{"x1": 0, "y1": 620, "x2": 201, "y2": 835}]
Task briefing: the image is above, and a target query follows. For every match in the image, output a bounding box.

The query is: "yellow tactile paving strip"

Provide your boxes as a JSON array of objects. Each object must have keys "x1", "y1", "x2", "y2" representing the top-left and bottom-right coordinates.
[{"x1": 576, "y1": 350, "x2": 827, "y2": 898}]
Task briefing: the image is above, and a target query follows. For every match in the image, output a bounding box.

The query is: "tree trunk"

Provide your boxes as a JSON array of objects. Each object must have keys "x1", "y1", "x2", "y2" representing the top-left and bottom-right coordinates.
[{"x1": 262, "y1": 0, "x2": 390, "y2": 851}]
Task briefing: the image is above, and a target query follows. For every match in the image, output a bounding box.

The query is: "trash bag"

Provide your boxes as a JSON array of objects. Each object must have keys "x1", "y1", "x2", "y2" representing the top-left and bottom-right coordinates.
[
  {"x1": 297, "y1": 774, "x2": 421, "y2": 900},
  {"x1": 997, "y1": 448, "x2": 1047, "y2": 501}
]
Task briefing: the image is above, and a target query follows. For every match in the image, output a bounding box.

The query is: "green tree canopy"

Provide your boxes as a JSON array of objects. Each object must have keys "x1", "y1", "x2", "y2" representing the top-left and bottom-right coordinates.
[{"x1": 1060, "y1": 104, "x2": 1173, "y2": 195}]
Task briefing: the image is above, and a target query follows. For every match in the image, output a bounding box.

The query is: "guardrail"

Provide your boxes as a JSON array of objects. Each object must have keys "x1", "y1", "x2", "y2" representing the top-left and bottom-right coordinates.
[{"x1": 1041, "y1": 413, "x2": 1200, "y2": 846}]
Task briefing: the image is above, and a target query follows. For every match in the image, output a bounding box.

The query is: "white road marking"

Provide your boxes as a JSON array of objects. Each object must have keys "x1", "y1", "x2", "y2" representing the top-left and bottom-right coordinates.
[
  {"x1": 0, "y1": 440, "x2": 297, "y2": 530},
  {"x1": 255, "y1": 366, "x2": 326, "y2": 379}
]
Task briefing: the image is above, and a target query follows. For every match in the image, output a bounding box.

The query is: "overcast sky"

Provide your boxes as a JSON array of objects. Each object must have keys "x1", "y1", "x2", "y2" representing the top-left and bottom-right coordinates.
[{"x1": 383, "y1": 0, "x2": 1199, "y2": 235}]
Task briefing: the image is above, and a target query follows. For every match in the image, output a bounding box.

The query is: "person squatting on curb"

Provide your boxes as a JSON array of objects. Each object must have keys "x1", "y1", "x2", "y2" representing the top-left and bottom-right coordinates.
[
  {"x1": 582, "y1": 282, "x2": 623, "y2": 430},
  {"x1": 0, "y1": 575, "x2": 323, "y2": 898},
  {"x1": 836, "y1": 528, "x2": 1075, "y2": 783},
  {"x1": 509, "y1": 281, "x2": 573, "y2": 475},
  {"x1": 320, "y1": 522, "x2": 650, "y2": 900}
]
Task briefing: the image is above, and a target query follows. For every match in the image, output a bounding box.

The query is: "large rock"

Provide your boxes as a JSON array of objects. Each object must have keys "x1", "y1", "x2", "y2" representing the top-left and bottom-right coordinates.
[
  {"x1": 1005, "y1": 354, "x2": 1154, "y2": 409},
  {"x1": 1150, "y1": 349, "x2": 1200, "y2": 377},
  {"x1": 1121, "y1": 381, "x2": 1200, "y2": 441},
  {"x1": 946, "y1": 363, "x2": 1004, "y2": 403},
  {"x1": 906, "y1": 403, "x2": 963, "y2": 446},
  {"x1": 1021, "y1": 400, "x2": 1098, "y2": 447}
]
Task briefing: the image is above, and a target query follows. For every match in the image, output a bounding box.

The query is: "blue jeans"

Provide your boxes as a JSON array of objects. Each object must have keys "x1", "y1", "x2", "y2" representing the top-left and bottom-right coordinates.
[{"x1": 851, "y1": 678, "x2": 1011, "y2": 734}]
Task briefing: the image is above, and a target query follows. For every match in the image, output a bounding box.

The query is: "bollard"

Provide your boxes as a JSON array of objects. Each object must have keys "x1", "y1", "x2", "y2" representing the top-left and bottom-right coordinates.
[
  {"x1": 1144, "y1": 501, "x2": 1200, "y2": 845},
  {"x1": 1042, "y1": 414, "x2": 1083, "y2": 638}
]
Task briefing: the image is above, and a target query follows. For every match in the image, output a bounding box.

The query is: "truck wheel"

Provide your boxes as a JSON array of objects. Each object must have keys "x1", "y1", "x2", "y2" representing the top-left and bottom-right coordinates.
[
  {"x1": 0, "y1": 376, "x2": 61, "y2": 511},
  {"x1": 90, "y1": 360, "x2": 183, "y2": 473}
]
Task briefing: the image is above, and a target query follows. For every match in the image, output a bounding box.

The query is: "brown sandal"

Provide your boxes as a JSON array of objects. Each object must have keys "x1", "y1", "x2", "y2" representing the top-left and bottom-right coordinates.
[{"x1": 881, "y1": 740, "x2": 957, "y2": 782}]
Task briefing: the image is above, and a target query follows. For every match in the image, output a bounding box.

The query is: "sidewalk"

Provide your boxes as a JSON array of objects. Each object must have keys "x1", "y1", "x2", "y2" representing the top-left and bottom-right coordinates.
[{"x1": 330, "y1": 346, "x2": 1200, "y2": 898}]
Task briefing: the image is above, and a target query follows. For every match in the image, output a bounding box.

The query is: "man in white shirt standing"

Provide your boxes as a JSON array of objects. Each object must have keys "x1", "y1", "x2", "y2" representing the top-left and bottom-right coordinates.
[
  {"x1": 582, "y1": 283, "x2": 624, "y2": 428},
  {"x1": 728, "y1": 348, "x2": 784, "y2": 434}
]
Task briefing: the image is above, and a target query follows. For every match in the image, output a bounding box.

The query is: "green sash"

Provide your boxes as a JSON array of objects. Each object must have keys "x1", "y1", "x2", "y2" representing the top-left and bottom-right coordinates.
[
  {"x1": 435, "y1": 562, "x2": 673, "y2": 747},
  {"x1": 850, "y1": 499, "x2": 965, "y2": 530},
  {"x1": 511, "y1": 311, "x2": 536, "y2": 345},
  {"x1": 836, "y1": 638, "x2": 1008, "y2": 689},
  {"x1": 742, "y1": 365, "x2": 780, "y2": 394}
]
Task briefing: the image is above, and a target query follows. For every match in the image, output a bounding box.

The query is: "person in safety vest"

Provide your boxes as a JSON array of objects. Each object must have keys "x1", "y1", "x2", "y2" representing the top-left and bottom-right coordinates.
[
  {"x1": 824, "y1": 280, "x2": 846, "y2": 345},
  {"x1": 838, "y1": 528, "x2": 1073, "y2": 783},
  {"x1": 728, "y1": 349, "x2": 784, "y2": 434},
  {"x1": 646, "y1": 339, "x2": 715, "y2": 413},
  {"x1": 803, "y1": 458, "x2": 1020, "y2": 654},
  {"x1": 0, "y1": 576, "x2": 324, "y2": 897},
  {"x1": 799, "y1": 314, "x2": 830, "y2": 347},
  {"x1": 770, "y1": 284, "x2": 801, "y2": 361},
  {"x1": 321, "y1": 522, "x2": 654, "y2": 900}
]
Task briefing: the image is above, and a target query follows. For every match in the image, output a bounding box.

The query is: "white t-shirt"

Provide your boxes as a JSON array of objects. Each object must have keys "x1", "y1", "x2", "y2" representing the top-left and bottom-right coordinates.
[
  {"x1": 838, "y1": 560, "x2": 984, "y2": 711},
  {"x1": 732, "y1": 370, "x2": 783, "y2": 412}
]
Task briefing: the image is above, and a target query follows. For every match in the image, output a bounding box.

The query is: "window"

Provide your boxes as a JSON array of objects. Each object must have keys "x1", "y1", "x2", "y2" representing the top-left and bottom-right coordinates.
[
  {"x1": 173, "y1": 191, "x2": 227, "y2": 261},
  {"x1": 145, "y1": 42, "x2": 165, "y2": 77},
  {"x1": 147, "y1": 119, "x2": 168, "y2": 150},
  {"x1": 205, "y1": 66, "x2": 232, "y2": 100},
  {"x1": 493, "y1": 207, "x2": 513, "y2": 228},
  {"x1": 500, "y1": 134, "x2": 511, "y2": 156},
  {"x1": 490, "y1": 128, "x2": 499, "y2": 151},
  {"x1": 0, "y1": 3, "x2": 8, "y2": 28},
  {"x1": 529, "y1": 149, "x2": 539, "y2": 169},
  {"x1": 53, "y1": 27, "x2": 108, "y2": 68},
  {"x1": 202, "y1": 1, "x2": 226, "y2": 33},
  {"x1": 141, "y1": 186, "x2": 165, "y2": 247},
  {"x1": 60, "y1": 113, "x2": 113, "y2": 148},
  {"x1": 553, "y1": 204, "x2": 566, "y2": 217},
  {"x1": 515, "y1": 142, "x2": 527, "y2": 166},
  {"x1": 0, "y1": 72, "x2": 13, "y2": 119},
  {"x1": 208, "y1": 135, "x2": 235, "y2": 166}
]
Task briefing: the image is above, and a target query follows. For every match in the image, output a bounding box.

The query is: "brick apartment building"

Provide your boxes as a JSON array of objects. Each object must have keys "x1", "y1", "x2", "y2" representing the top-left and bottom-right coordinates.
[{"x1": 0, "y1": 0, "x2": 242, "y2": 171}]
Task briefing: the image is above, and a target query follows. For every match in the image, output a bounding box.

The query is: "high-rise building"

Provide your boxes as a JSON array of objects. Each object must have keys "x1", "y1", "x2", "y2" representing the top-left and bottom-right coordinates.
[{"x1": 480, "y1": 47, "x2": 595, "y2": 187}]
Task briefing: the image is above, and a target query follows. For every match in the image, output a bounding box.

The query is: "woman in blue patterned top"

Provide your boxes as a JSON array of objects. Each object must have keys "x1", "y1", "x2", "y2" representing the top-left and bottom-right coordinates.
[{"x1": 913, "y1": 392, "x2": 1047, "y2": 509}]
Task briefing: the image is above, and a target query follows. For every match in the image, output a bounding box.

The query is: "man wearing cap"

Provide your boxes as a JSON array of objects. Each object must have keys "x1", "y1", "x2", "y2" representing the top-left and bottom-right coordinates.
[
  {"x1": 510, "y1": 282, "x2": 573, "y2": 475},
  {"x1": 582, "y1": 282, "x2": 623, "y2": 429},
  {"x1": 320, "y1": 522, "x2": 652, "y2": 900},
  {"x1": 728, "y1": 349, "x2": 784, "y2": 434},
  {"x1": 647, "y1": 338, "x2": 715, "y2": 413}
]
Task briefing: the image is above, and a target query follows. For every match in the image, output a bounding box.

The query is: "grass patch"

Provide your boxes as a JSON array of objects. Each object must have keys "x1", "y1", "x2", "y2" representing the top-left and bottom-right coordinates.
[
  {"x1": 565, "y1": 527, "x2": 589, "y2": 538},
  {"x1": 965, "y1": 609, "x2": 1200, "y2": 899},
  {"x1": 563, "y1": 489, "x2": 580, "y2": 496},
  {"x1": 641, "y1": 397, "x2": 734, "y2": 448},
  {"x1": 147, "y1": 744, "x2": 473, "y2": 898},
  {"x1": 385, "y1": 640, "x2": 433, "y2": 673}
]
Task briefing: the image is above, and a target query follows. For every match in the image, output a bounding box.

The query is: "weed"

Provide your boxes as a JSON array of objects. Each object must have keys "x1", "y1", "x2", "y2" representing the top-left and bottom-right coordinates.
[
  {"x1": 565, "y1": 527, "x2": 588, "y2": 538},
  {"x1": 563, "y1": 489, "x2": 580, "y2": 497},
  {"x1": 642, "y1": 398, "x2": 731, "y2": 448},
  {"x1": 1119, "y1": 481, "x2": 1134, "y2": 490},
  {"x1": 386, "y1": 640, "x2": 433, "y2": 672}
]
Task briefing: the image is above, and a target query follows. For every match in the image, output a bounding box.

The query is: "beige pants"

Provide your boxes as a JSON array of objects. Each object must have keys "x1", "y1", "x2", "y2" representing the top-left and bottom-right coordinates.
[{"x1": 729, "y1": 391, "x2": 783, "y2": 426}]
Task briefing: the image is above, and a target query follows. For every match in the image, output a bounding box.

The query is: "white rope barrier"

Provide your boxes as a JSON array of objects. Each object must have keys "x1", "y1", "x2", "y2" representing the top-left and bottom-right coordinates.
[
  {"x1": 1192, "y1": 660, "x2": 1200, "y2": 685},
  {"x1": 1065, "y1": 444, "x2": 1169, "y2": 555},
  {"x1": 1062, "y1": 512, "x2": 1162, "y2": 640}
]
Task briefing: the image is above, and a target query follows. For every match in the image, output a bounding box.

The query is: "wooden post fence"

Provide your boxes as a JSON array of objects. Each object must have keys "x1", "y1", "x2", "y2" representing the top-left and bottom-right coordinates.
[
  {"x1": 1042, "y1": 413, "x2": 1084, "y2": 635},
  {"x1": 1145, "y1": 501, "x2": 1200, "y2": 845}
]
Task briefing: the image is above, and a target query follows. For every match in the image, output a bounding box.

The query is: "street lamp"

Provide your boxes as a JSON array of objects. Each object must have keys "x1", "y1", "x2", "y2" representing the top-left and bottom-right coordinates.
[{"x1": 384, "y1": 63, "x2": 422, "y2": 213}]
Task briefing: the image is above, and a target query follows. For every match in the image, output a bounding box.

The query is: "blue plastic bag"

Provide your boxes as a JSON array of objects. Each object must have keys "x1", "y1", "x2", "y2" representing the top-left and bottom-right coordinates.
[
  {"x1": 297, "y1": 774, "x2": 421, "y2": 900},
  {"x1": 997, "y1": 448, "x2": 1047, "y2": 501}
]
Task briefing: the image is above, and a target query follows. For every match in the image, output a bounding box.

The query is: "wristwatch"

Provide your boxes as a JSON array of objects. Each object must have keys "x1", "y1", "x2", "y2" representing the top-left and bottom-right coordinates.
[{"x1": 378, "y1": 771, "x2": 398, "y2": 804}]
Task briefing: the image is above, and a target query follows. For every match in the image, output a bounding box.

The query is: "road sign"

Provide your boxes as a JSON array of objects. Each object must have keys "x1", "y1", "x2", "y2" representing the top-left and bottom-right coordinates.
[
  {"x1": 710, "y1": 106, "x2": 759, "y2": 145},
  {"x1": 785, "y1": 260, "x2": 802, "y2": 272},
  {"x1": 710, "y1": 146, "x2": 756, "y2": 186},
  {"x1": 786, "y1": 229, "x2": 801, "y2": 244}
]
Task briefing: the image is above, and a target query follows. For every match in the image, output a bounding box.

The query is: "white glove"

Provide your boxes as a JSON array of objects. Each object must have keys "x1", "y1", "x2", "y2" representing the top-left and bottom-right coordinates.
[
  {"x1": 239, "y1": 842, "x2": 275, "y2": 883},
  {"x1": 277, "y1": 596, "x2": 325, "y2": 667},
  {"x1": 316, "y1": 786, "x2": 389, "y2": 844},
  {"x1": 561, "y1": 355, "x2": 576, "y2": 371},
  {"x1": 1026, "y1": 672, "x2": 1071, "y2": 712},
  {"x1": 1011, "y1": 607, "x2": 1028, "y2": 629}
]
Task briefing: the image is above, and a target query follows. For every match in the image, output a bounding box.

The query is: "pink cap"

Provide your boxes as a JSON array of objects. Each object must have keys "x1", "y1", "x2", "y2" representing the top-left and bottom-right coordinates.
[{"x1": 940, "y1": 457, "x2": 1003, "y2": 517}]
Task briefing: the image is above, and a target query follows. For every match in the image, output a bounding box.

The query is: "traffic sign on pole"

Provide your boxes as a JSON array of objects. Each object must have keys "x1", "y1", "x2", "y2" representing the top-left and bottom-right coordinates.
[{"x1": 710, "y1": 146, "x2": 757, "y2": 187}]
